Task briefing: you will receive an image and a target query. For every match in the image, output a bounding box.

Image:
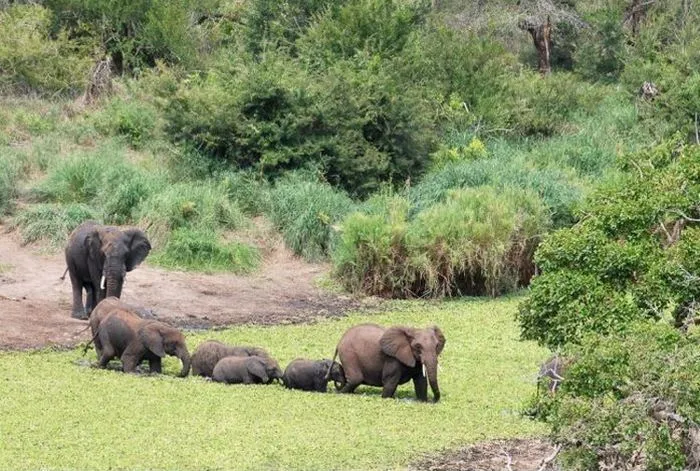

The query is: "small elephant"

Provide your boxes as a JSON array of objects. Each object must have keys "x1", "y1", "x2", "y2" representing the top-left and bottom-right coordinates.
[
  {"x1": 191, "y1": 340, "x2": 272, "y2": 377},
  {"x1": 282, "y1": 358, "x2": 346, "y2": 392},
  {"x1": 332, "y1": 323, "x2": 445, "y2": 402},
  {"x1": 93, "y1": 307, "x2": 190, "y2": 377},
  {"x1": 212, "y1": 355, "x2": 283, "y2": 385},
  {"x1": 65, "y1": 221, "x2": 151, "y2": 319}
]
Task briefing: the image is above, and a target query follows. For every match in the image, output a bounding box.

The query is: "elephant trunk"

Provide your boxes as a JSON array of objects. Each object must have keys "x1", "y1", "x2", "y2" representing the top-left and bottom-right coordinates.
[
  {"x1": 177, "y1": 347, "x2": 191, "y2": 378},
  {"x1": 424, "y1": 356, "x2": 441, "y2": 402},
  {"x1": 104, "y1": 260, "x2": 124, "y2": 299}
]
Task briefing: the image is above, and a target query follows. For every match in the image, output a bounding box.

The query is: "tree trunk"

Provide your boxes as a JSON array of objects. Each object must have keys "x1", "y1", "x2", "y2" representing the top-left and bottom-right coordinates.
[{"x1": 527, "y1": 16, "x2": 552, "y2": 76}]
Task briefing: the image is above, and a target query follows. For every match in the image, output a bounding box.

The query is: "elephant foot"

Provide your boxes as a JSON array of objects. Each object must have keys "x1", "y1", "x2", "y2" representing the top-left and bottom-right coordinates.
[{"x1": 71, "y1": 310, "x2": 88, "y2": 320}]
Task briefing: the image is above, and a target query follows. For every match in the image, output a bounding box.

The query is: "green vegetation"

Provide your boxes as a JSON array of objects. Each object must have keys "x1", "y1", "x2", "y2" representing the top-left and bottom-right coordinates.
[
  {"x1": 0, "y1": 298, "x2": 548, "y2": 470},
  {"x1": 12, "y1": 203, "x2": 99, "y2": 246}
]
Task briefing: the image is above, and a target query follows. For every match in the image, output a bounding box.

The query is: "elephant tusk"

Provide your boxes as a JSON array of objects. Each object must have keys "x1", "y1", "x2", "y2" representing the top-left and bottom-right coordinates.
[
  {"x1": 422, "y1": 364, "x2": 427, "y2": 378},
  {"x1": 100, "y1": 275, "x2": 106, "y2": 290}
]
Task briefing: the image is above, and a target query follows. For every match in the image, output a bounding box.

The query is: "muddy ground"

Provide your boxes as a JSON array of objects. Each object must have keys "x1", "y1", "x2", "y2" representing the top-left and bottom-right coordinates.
[{"x1": 0, "y1": 226, "x2": 365, "y2": 350}]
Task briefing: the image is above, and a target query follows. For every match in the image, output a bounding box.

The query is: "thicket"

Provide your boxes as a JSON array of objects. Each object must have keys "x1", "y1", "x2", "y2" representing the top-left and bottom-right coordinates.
[{"x1": 521, "y1": 140, "x2": 700, "y2": 469}]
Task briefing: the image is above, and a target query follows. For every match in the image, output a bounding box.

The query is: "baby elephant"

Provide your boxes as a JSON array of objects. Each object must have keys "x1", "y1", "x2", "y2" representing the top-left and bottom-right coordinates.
[
  {"x1": 191, "y1": 340, "x2": 272, "y2": 377},
  {"x1": 282, "y1": 359, "x2": 346, "y2": 392},
  {"x1": 212, "y1": 355, "x2": 283, "y2": 385}
]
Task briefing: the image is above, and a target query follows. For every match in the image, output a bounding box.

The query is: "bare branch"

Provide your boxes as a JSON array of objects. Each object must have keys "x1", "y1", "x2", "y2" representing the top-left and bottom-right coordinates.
[
  {"x1": 666, "y1": 209, "x2": 700, "y2": 222},
  {"x1": 537, "y1": 444, "x2": 561, "y2": 471}
]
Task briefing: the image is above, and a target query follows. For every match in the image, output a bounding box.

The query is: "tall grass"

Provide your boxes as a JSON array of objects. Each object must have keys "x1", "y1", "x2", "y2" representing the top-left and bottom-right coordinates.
[
  {"x1": 0, "y1": 152, "x2": 20, "y2": 215},
  {"x1": 333, "y1": 186, "x2": 550, "y2": 297},
  {"x1": 267, "y1": 175, "x2": 355, "y2": 261},
  {"x1": 12, "y1": 203, "x2": 99, "y2": 246}
]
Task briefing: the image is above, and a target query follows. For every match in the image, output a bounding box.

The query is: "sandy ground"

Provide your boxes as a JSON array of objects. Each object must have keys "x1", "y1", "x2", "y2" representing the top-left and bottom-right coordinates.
[{"x1": 0, "y1": 226, "x2": 362, "y2": 350}]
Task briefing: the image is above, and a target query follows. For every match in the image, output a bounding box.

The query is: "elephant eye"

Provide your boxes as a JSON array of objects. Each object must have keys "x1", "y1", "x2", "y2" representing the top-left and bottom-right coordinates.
[{"x1": 414, "y1": 343, "x2": 423, "y2": 352}]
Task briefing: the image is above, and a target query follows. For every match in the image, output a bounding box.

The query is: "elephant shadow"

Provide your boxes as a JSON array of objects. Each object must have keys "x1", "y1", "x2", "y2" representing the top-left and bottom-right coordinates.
[{"x1": 352, "y1": 386, "x2": 424, "y2": 401}]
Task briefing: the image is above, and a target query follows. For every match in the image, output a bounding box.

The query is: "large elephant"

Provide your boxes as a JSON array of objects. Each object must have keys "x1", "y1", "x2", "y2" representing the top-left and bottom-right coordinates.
[
  {"x1": 191, "y1": 340, "x2": 272, "y2": 377},
  {"x1": 212, "y1": 355, "x2": 283, "y2": 385},
  {"x1": 65, "y1": 221, "x2": 151, "y2": 319},
  {"x1": 331, "y1": 323, "x2": 445, "y2": 402},
  {"x1": 91, "y1": 304, "x2": 190, "y2": 377},
  {"x1": 282, "y1": 358, "x2": 345, "y2": 392}
]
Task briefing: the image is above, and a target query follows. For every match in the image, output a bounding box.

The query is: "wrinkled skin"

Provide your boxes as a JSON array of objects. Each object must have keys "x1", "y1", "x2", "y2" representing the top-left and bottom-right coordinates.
[
  {"x1": 191, "y1": 340, "x2": 271, "y2": 377},
  {"x1": 333, "y1": 323, "x2": 445, "y2": 402},
  {"x1": 93, "y1": 306, "x2": 190, "y2": 377},
  {"x1": 282, "y1": 358, "x2": 346, "y2": 392},
  {"x1": 65, "y1": 221, "x2": 151, "y2": 320},
  {"x1": 212, "y1": 355, "x2": 283, "y2": 385}
]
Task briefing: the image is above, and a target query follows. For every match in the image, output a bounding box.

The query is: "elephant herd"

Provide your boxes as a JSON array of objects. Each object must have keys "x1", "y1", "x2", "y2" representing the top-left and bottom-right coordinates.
[{"x1": 65, "y1": 221, "x2": 447, "y2": 401}]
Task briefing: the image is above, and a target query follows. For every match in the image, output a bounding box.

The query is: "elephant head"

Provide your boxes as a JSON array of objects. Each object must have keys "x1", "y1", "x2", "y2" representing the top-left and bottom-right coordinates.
[
  {"x1": 139, "y1": 322, "x2": 191, "y2": 377},
  {"x1": 260, "y1": 356, "x2": 284, "y2": 384},
  {"x1": 87, "y1": 226, "x2": 151, "y2": 299},
  {"x1": 380, "y1": 325, "x2": 445, "y2": 402},
  {"x1": 321, "y1": 359, "x2": 346, "y2": 391}
]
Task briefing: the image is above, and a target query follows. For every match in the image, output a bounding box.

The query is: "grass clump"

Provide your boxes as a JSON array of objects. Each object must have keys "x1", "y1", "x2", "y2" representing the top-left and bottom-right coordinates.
[
  {"x1": 0, "y1": 153, "x2": 20, "y2": 215},
  {"x1": 136, "y1": 181, "x2": 250, "y2": 246},
  {"x1": 93, "y1": 98, "x2": 158, "y2": 149},
  {"x1": 12, "y1": 203, "x2": 98, "y2": 246},
  {"x1": 0, "y1": 298, "x2": 547, "y2": 470},
  {"x1": 267, "y1": 175, "x2": 355, "y2": 261},
  {"x1": 150, "y1": 228, "x2": 261, "y2": 273},
  {"x1": 334, "y1": 186, "x2": 550, "y2": 297}
]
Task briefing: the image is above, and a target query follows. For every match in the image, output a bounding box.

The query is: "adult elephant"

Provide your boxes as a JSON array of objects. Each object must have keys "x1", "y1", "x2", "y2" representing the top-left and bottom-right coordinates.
[
  {"x1": 92, "y1": 306, "x2": 190, "y2": 377},
  {"x1": 331, "y1": 323, "x2": 445, "y2": 402},
  {"x1": 65, "y1": 221, "x2": 151, "y2": 319}
]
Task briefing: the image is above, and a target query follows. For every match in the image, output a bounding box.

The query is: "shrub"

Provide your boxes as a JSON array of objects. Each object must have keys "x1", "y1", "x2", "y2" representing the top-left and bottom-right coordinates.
[
  {"x1": 267, "y1": 175, "x2": 355, "y2": 261},
  {"x1": 136, "y1": 181, "x2": 249, "y2": 246},
  {"x1": 529, "y1": 322, "x2": 700, "y2": 470},
  {"x1": 151, "y1": 228, "x2": 260, "y2": 273},
  {"x1": 333, "y1": 186, "x2": 550, "y2": 297},
  {"x1": 430, "y1": 137, "x2": 488, "y2": 169},
  {"x1": 0, "y1": 153, "x2": 20, "y2": 215},
  {"x1": 519, "y1": 140, "x2": 700, "y2": 348},
  {"x1": 35, "y1": 152, "x2": 106, "y2": 204},
  {"x1": 12, "y1": 203, "x2": 99, "y2": 246},
  {"x1": 94, "y1": 99, "x2": 157, "y2": 149},
  {"x1": 0, "y1": 5, "x2": 94, "y2": 95}
]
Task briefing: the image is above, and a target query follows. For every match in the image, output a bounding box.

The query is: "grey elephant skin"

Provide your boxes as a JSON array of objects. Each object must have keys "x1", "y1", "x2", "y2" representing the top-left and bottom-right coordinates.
[
  {"x1": 89, "y1": 298, "x2": 190, "y2": 377},
  {"x1": 282, "y1": 358, "x2": 345, "y2": 392},
  {"x1": 191, "y1": 340, "x2": 272, "y2": 377},
  {"x1": 332, "y1": 323, "x2": 445, "y2": 402},
  {"x1": 212, "y1": 355, "x2": 283, "y2": 385},
  {"x1": 65, "y1": 221, "x2": 151, "y2": 319}
]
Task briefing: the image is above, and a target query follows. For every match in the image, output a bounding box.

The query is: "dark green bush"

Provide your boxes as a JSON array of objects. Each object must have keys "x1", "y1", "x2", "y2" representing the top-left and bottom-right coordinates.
[
  {"x1": 573, "y1": 6, "x2": 626, "y2": 82},
  {"x1": 519, "y1": 140, "x2": 700, "y2": 348},
  {"x1": 0, "y1": 5, "x2": 94, "y2": 95},
  {"x1": 529, "y1": 322, "x2": 700, "y2": 470},
  {"x1": 267, "y1": 175, "x2": 355, "y2": 261},
  {"x1": 151, "y1": 228, "x2": 260, "y2": 273}
]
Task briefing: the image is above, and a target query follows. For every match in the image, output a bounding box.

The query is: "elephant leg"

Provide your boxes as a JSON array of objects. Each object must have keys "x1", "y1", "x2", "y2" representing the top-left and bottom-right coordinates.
[
  {"x1": 413, "y1": 372, "x2": 428, "y2": 401},
  {"x1": 84, "y1": 285, "x2": 95, "y2": 315},
  {"x1": 121, "y1": 344, "x2": 143, "y2": 373},
  {"x1": 339, "y1": 380, "x2": 361, "y2": 394},
  {"x1": 68, "y1": 271, "x2": 87, "y2": 320},
  {"x1": 149, "y1": 358, "x2": 162, "y2": 374},
  {"x1": 381, "y1": 362, "x2": 401, "y2": 399},
  {"x1": 98, "y1": 345, "x2": 115, "y2": 368}
]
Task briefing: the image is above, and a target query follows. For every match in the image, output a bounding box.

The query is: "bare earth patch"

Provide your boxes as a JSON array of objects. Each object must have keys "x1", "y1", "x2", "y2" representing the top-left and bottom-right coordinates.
[
  {"x1": 410, "y1": 438, "x2": 559, "y2": 471},
  {"x1": 0, "y1": 226, "x2": 368, "y2": 350}
]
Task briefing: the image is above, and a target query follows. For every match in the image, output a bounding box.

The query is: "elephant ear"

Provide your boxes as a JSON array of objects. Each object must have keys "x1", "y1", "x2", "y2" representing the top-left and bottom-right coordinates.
[
  {"x1": 124, "y1": 229, "x2": 151, "y2": 271},
  {"x1": 248, "y1": 358, "x2": 269, "y2": 383},
  {"x1": 380, "y1": 327, "x2": 416, "y2": 367},
  {"x1": 86, "y1": 228, "x2": 103, "y2": 262},
  {"x1": 139, "y1": 324, "x2": 166, "y2": 358},
  {"x1": 432, "y1": 325, "x2": 446, "y2": 355}
]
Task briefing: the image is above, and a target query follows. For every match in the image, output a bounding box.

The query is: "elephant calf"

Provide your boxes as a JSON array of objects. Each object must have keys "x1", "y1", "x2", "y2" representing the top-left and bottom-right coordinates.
[
  {"x1": 212, "y1": 355, "x2": 283, "y2": 385},
  {"x1": 191, "y1": 340, "x2": 272, "y2": 377},
  {"x1": 282, "y1": 359, "x2": 345, "y2": 392},
  {"x1": 92, "y1": 305, "x2": 191, "y2": 377}
]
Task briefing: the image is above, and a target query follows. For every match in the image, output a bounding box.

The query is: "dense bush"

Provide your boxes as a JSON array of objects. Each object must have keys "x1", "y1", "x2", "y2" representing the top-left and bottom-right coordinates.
[
  {"x1": 150, "y1": 227, "x2": 260, "y2": 273},
  {"x1": 267, "y1": 175, "x2": 354, "y2": 261},
  {"x1": 94, "y1": 99, "x2": 158, "y2": 149},
  {"x1": 0, "y1": 5, "x2": 94, "y2": 95},
  {"x1": 519, "y1": 139, "x2": 700, "y2": 349},
  {"x1": 530, "y1": 322, "x2": 700, "y2": 470},
  {"x1": 333, "y1": 186, "x2": 550, "y2": 297}
]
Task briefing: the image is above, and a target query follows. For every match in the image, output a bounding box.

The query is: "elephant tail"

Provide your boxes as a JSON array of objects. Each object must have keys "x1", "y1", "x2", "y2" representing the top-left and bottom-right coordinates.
[
  {"x1": 82, "y1": 327, "x2": 100, "y2": 356},
  {"x1": 60, "y1": 267, "x2": 68, "y2": 281},
  {"x1": 324, "y1": 348, "x2": 338, "y2": 381}
]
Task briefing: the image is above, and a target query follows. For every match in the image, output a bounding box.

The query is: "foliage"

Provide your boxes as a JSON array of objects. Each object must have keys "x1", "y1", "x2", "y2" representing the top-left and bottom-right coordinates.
[
  {"x1": 519, "y1": 140, "x2": 700, "y2": 349},
  {"x1": 0, "y1": 298, "x2": 547, "y2": 470},
  {"x1": 0, "y1": 153, "x2": 20, "y2": 216},
  {"x1": 150, "y1": 227, "x2": 260, "y2": 273},
  {"x1": 267, "y1": 175, "x2": 355, "y2": 261},
  {"x1": 94, "y1": 98, "x2": 158, "y2": 149},
  {"x1": 219, "y1": 170, "x2": 271, "y2": 216},
  {"x1": 529, "y1": 322, "x2": 700, "y2": 470},
  {"x1": 334, "y1": 186, "x2": 550, "y2": 297},
  {"x1": 12, "y1": 203, "x2": 99, "y2": 246},
  {"x1": 430, "y1": 137, "x2": 487, "y2": 169}
]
